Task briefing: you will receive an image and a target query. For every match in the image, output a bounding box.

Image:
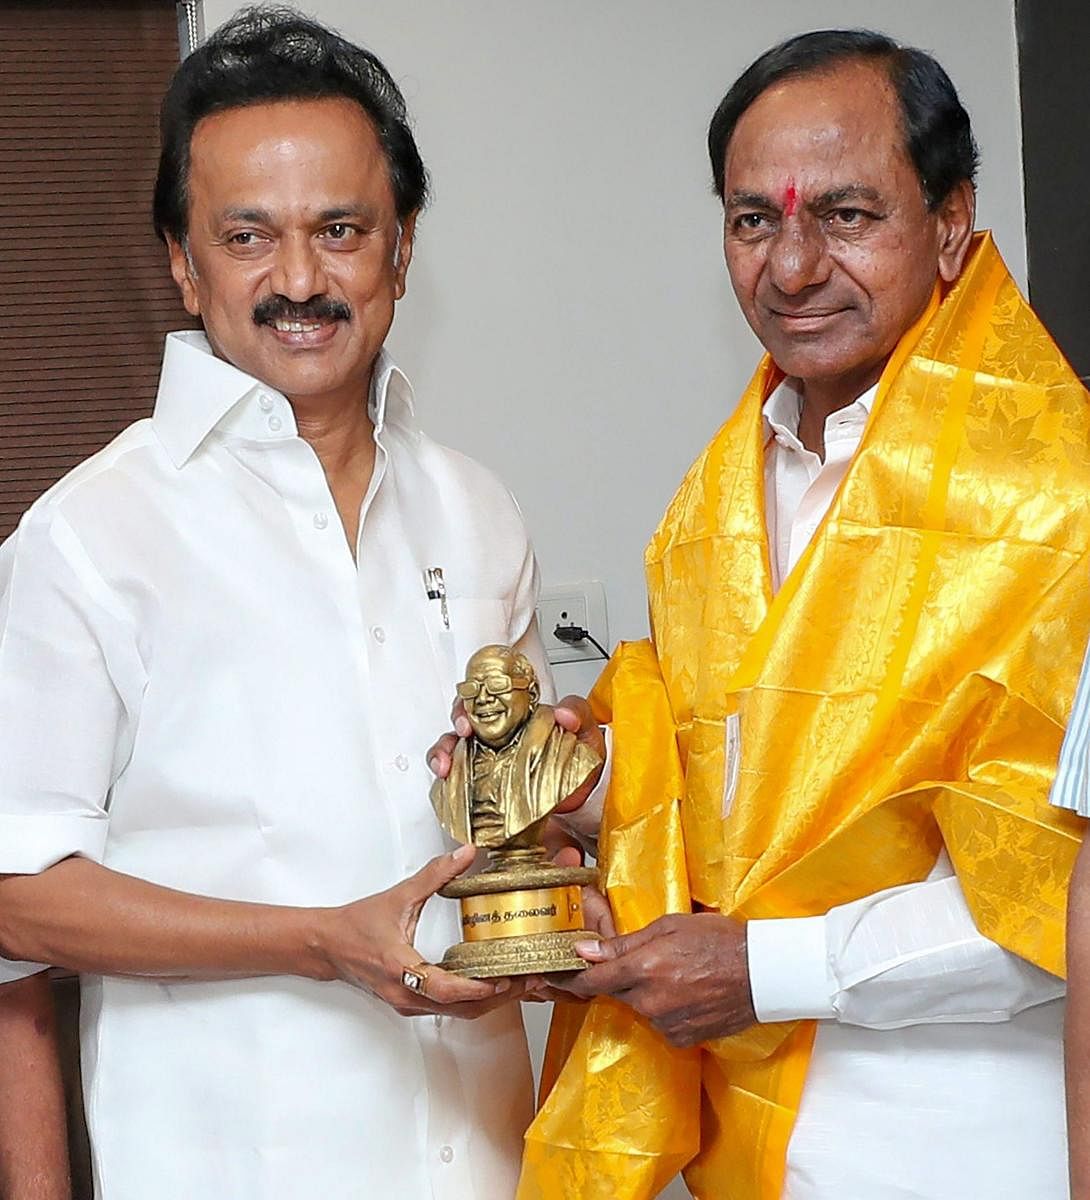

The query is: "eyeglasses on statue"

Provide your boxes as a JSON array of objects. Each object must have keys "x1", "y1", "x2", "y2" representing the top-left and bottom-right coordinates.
[{"x1": 455, "y1": 674, "x2": 533, "y2": 700}]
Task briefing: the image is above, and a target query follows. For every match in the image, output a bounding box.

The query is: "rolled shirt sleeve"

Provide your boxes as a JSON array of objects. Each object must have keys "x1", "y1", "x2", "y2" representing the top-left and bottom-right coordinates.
[
  {"x1": 557, "y1": 725, "x2": 609, "y2": 845},
  {"x1": 0, "y1": 506, "x2": 144, "y2": 874},
  {"x1": 0, "y1": 958, "x2": 49, "y2": 984},
  {"x1": 748, "y1": 852, "x2": 1063, "y2": 1027},
  {"x1": 1051, "y1": 632, "x2": 1090, "y2": 815}
]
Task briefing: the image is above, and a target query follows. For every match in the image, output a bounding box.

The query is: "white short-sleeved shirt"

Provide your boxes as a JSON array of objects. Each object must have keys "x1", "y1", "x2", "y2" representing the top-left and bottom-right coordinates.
[
  {"x1": 0, "y1": 958, "x2": 44, "y2": 983},
  {"x1": 0, "y1": 331, "x2": 547, "y2": 1199},
  {"x1": 1051, "y1": 632, "x2": 1090, "y2": 815}
]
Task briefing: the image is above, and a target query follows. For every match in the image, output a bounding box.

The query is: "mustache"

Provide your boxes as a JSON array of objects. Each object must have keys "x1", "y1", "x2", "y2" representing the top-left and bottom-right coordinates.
[{"x1": 252, "y1": 296, "x2": 351, "y2": 325}]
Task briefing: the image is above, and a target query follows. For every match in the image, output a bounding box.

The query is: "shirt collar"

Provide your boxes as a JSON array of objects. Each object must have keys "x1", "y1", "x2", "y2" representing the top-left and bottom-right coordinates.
[
  {"x1": 762, "y1": 376, "x2": 877, "y2": 451},
  {"x1": 152, "y1": 330, "x2": 417, "y2": 468}
]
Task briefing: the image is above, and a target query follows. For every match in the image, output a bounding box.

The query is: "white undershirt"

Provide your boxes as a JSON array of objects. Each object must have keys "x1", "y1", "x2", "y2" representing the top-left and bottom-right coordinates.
[{"x1": 748, "y1": 377, "x2": 1067, "y2": 1199}]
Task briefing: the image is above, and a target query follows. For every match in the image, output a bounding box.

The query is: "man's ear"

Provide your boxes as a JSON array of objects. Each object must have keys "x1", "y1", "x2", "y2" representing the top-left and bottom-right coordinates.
[
  {"x1": 167, "y1": 235, "x2": 202, "y2": 317},
  {"x1": 935, "y1": 179, "x2": 976, "y2": 284},
  {"x1": 393, "y1": 211, "x2": 417, "y2": 300}
]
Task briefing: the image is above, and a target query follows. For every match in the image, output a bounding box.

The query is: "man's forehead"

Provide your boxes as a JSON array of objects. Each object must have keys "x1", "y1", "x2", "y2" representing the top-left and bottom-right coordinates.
[
  {"x1": 187, "y1": 97, "x2": 395, "y2": 198},
  {"x1": 191, "y1": 95, "x2": 380, "y2": 143},
  {"x1": 207, "y1": 200, "x2": 385, "y2": 226},
  {"x1": 724, "y1": 181, "x2": 887, "y2": 211},
  {"x1": 723, "y1": 61, "x2": 904, "y2": 185}
]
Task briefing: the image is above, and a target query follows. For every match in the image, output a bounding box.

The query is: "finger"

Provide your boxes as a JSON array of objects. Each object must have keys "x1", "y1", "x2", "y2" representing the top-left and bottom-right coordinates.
[
  {"x1": 551, "y1": 845, "x2": 583, "y2": 869},
  {"x1": 555, "y1": 698, "x2": 607, "y2": 754},
  {"x1": 514, "y1": 977, "x2": 550, "y2": 1003},
  {"x1": 528, "y1": 971, "x2": 588, "y2": 1000},
  {"x1": 432, "y1": 980, "x2": 534, "y2": 1020},
  {"x1": 426, "y1": 732, "x2": 459, "y2": 779},
  {"x1": 423, "y1": 964, "x2": 517, "y2": 1005},
  {"x1": 448, "y1": 700, "x2": 472, "y2": 739},
  {"x1": 552, "y1": 694, "x2": 596, "y2": 734},
  {"x1": 397, "y1": 845, "x2": 476, "y2": 935},
  {"x1": 573, "y1": 938, "x2": 608, "y2": 962},
  {"x1": 563, "y1": 957, "x2": 642, "y2": 998},
  {"x1": 573, "y1": 920, "x2": 661, "y2": 963},
  {"x1": 523, "y1": 983, "x2": 587, "y2": 1004},
  {"x1": 580, "y1": 887, "x2": 616, "y2": 939},
  {"x1": 542, "y1": 818, "x2": 584, "y2": 865},
  {"x1": 391, "y1": 973, "x2": 525, "y2": 1017}
]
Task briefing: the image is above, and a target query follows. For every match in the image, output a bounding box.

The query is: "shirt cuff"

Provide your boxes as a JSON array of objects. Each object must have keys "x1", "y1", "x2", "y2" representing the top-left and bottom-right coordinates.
[
  {"x1": 0, "y1": 813, "x2": 109, "y2": 874},
  {"x1": 0, "y1": 958, "x2": 49, "y2": 984},
  {"x1": 747, "y1": 914, "x2": 836, "y2": 1022},
  {"x1": 556, "y1": 726, "x2": 610, "y2": 841},
  {"x1": 1050, "y1": 755, "x2": 1090, "y2": 815}
]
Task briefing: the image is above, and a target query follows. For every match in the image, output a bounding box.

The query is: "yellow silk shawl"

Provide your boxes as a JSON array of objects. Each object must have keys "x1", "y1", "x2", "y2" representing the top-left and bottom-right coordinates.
[{"x1": 518, "y1": 233, "x2": 1090, "y2": 1200}]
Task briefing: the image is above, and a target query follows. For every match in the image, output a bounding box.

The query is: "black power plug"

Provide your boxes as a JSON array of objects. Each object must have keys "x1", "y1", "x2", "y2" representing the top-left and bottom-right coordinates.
[{"x1": 552, "y1": 620, "x2": 609, "y2": 659}]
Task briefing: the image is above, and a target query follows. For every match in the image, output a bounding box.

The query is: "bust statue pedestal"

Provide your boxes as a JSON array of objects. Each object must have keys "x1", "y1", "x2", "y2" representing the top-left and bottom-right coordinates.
[{"x1": 439, "y1": 848, "x2": 597, "y2": 977}]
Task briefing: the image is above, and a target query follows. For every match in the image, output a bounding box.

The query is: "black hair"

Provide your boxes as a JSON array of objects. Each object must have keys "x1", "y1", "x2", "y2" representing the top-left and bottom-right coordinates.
[
  {"x1": 707, "y1": 29, "x2": 979, "y2": 210},
  {"x1": 152, "y1": 5, "x2": 428, "y2": 243}
]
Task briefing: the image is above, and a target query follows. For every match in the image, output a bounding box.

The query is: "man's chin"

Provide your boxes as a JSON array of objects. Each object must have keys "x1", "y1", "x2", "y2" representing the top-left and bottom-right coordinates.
[{"x1": 766, "y1": 341, "x2": 876, "y2": 389}]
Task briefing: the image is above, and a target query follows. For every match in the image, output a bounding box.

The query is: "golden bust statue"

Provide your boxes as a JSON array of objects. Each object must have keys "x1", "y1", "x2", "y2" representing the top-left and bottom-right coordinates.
[{"x1": 429, "y1": 645, "x2": 601, "y2": 852}]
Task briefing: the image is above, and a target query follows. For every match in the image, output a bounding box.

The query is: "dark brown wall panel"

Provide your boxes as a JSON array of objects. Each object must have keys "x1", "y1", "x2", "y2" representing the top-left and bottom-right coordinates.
[
  {"x1": 0, "y1": 0, "x2": 196, "y2": 539},
  {"x1": 1016, "y1": 0, "x2": 1090, "y2": 380}
]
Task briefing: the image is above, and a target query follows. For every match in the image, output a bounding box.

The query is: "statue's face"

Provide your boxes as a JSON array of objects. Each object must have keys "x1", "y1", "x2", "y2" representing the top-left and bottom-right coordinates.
[{"x1": 457, "y1": 649, "x2": 534, "y2": 748}]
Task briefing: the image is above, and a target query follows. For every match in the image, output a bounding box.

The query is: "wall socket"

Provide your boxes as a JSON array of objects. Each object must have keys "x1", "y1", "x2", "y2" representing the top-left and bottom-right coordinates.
[{"x1": 537, "y1": 581, "x2": 609, "y2": 665}]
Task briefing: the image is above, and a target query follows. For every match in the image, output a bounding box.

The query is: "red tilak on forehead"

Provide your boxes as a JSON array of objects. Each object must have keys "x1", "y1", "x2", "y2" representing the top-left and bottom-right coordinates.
[{"x1": 783, "y1": 179, "x2": 799, "y2": 217}]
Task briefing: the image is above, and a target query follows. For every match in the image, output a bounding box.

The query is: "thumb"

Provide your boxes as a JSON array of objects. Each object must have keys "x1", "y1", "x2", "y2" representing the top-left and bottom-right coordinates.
[
  {"x1": 553, "y1": 694, "x2": 595, "y2": 735},
  {"x1": 574, "y1": 922, "x2": 656, "y2": 963},
  {"x1": 551, "y1": 845, "x2": 584, "y2": 869},
  {"x1": 397, "y1": 844, "x2": 476, "y2": 925}
]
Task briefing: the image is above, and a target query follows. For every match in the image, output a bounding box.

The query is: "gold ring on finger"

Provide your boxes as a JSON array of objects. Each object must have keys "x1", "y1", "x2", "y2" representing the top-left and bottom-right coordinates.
[{"x1": 401, "y1": 963, "x2": 431, "y2": 995}]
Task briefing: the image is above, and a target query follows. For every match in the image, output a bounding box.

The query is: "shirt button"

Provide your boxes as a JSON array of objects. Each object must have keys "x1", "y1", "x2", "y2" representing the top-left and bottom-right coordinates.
[
  {"x1": 258, "y1": 394, "x2": 274, "y2": 413},
  {"x1": 313, "y1": 512, "x2": 329, "y2": 530},
  {"x1": 371, "y1": 625, "x2": 386, "y2": 643},
  {"x1": 439, "y1": 1146, "x2": 454, "y2": 1164},
  {"x1": 395, "y1": 754, "x2": 409, "y2": 772},
  {"x1": 268, "y1": 415, "x2": 283, "y2": 432}
]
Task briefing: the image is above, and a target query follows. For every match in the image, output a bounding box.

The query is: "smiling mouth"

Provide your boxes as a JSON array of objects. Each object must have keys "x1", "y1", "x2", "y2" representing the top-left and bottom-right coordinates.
[
  {"x1": 771, "y1": 308, "x2": 845, "y2": 320},
  {"x1": 271, "y1": 319, "x2": 325, "y2": 334},
  {"x1": 253, "y1": 296, "x2": 351, "y2": 346},
  {"x1": 263, "y1": 318, "x2": 342, "y2": 348},
  {"x1": 766, "y1": 308, "x2": 851, "y2": 336}
]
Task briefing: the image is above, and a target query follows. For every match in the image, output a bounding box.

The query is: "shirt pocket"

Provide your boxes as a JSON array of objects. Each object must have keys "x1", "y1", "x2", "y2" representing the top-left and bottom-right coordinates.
[{"x1": 422, "y1": 595, "x2": 512, "y2": 695}]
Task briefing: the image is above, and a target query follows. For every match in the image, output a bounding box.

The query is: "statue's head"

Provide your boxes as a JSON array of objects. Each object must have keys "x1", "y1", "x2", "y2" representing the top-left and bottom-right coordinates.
[{"x1": 456, "y1": 645, "x2": 539, "y2": 749}]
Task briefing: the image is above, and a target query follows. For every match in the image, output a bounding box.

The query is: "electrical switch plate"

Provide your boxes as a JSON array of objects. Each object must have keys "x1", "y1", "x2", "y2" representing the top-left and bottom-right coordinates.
[{"x1": 537, "y1": 581, "x2": 609, "y2": 665}]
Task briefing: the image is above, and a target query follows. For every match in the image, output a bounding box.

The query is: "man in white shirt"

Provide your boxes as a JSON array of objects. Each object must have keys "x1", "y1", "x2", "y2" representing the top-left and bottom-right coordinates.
[
  {"x1": 1050, "y1": 651, "x2": 1090, "y2": 1198},
  {"x1": 0, "y1": 9, "x2": 572, "y2": 1198},
  {"x1": 0, "y1": 966, "x2": 69, "y2": 1200},
  {"x1": 514, "y1": 29, "x2": 1090, "y2": 1200}
]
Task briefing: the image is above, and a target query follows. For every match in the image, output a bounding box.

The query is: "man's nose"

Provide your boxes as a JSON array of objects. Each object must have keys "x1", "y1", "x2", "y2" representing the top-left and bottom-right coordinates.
[
  {"x1": 766, "y1": 218, "x2": 831, "y2": 296},
  {"x1": 269, "y1": 233, "x2": 329, "y2": 301}
]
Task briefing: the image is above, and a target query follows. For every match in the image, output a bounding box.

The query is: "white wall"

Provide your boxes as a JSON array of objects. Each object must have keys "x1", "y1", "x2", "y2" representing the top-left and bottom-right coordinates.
[
  {"x1": 202, "y1": 0, "x2": 1025, "y2": 695},
  {"x1": 198, "y1": 5, "x2": 1025, "y2": 1193}
]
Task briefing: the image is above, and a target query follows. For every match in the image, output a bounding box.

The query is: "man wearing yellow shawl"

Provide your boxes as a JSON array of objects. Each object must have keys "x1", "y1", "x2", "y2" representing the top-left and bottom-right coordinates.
[{"x1": 520, "y1": 29, "x2": 1090, "y2": 1200}]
